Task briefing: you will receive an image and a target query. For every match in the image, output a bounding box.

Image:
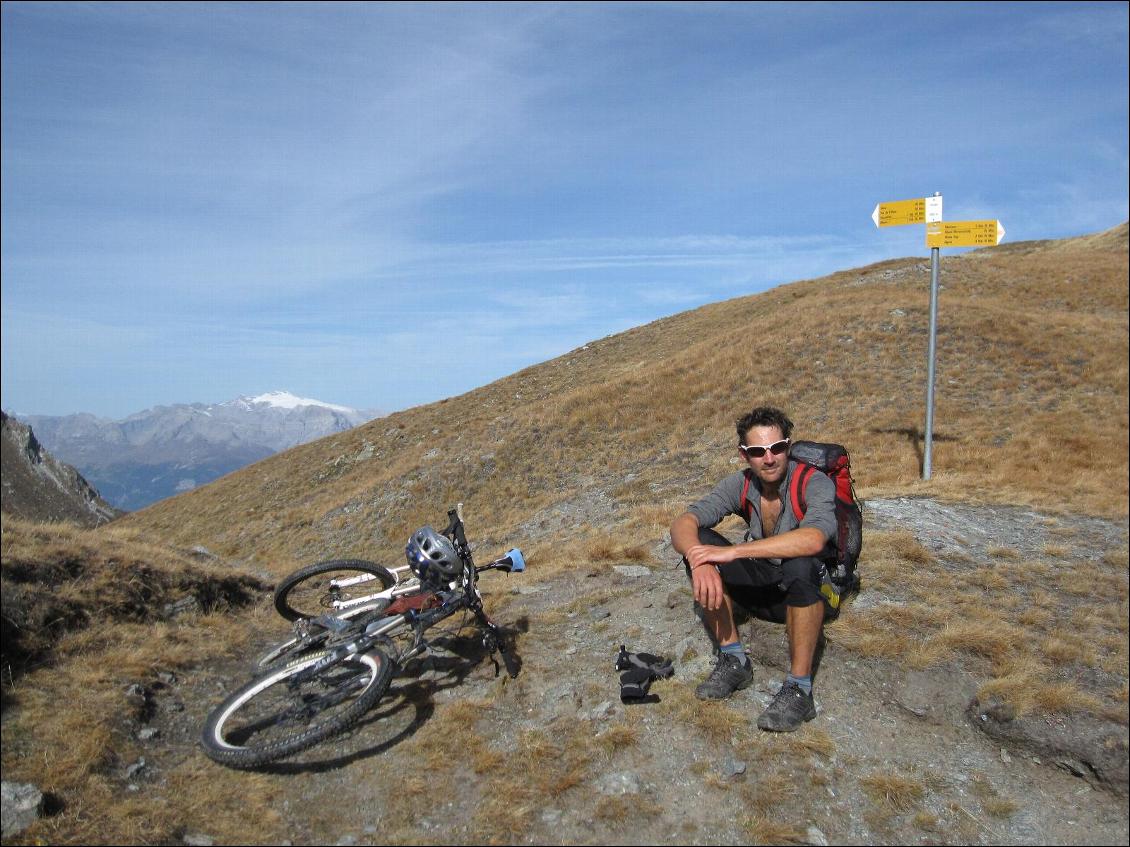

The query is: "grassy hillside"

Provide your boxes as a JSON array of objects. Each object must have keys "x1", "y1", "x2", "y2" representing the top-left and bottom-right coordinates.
[
  {"x1": 118, "y1": 223, "x2": 1129, "y2": 580},
  {"x1": 2, "y1": 223, "x2": 1126, "y2": 845}
]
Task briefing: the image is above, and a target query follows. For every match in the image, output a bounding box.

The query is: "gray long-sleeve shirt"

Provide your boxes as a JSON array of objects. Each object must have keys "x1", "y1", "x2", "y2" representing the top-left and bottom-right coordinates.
[{"x1": 687, "y1": 460, "x2": 837, "y2": 563}]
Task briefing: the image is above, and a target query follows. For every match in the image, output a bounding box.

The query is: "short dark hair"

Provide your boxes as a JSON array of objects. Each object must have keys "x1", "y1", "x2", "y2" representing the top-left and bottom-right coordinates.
[{"x1": 736, "y1": 406, "x2": 793, "y2": 444}]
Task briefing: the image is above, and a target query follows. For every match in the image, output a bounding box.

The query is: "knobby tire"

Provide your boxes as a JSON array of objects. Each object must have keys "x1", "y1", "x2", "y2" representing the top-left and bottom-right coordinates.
[
  {"x1": 201, "y1": 646, "x2": 394, "y2": 769},
  {"x1": 273, "y1": 559, "x2": 397, "y2": 621}
]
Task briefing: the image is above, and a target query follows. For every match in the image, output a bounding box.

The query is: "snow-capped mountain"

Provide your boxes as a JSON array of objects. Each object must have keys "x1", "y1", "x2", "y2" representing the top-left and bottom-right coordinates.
[
  {"x1": 239, "y1": 390, "x2": 358, "y2": 413},
  {"x1": 25, "y1": 392, "x2": 382, "y2": 511}
]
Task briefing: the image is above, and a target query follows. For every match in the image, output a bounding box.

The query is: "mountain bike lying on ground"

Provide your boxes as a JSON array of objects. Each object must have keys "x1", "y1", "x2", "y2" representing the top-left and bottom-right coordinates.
[{"x1": 200, "y1": 504, "x2": 525, "y2": 769}]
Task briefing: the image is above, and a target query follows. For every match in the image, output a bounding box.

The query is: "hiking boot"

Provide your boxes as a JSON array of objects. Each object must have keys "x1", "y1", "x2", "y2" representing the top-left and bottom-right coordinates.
[
  {"x1": 695, "y1": 653, "x2": 754, "y2": 700},
  {"x1": 757, "y1": 680, "x2": 817, "y2": 731}
]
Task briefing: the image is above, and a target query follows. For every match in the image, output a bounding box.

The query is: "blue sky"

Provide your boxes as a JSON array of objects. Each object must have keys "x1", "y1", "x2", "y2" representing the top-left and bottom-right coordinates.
[{"x1": 3, "y1": 1, "x2": 1127, "y2": 418}]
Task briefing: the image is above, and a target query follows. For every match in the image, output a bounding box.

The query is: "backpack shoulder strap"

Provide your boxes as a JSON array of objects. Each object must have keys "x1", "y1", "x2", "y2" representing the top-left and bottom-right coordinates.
[
  {"x1": 739, "y1": 470, "x2": 753, "y2": 522},
  {"x1": 788, "y1": 463, "x2": 815, "y2": 521}
]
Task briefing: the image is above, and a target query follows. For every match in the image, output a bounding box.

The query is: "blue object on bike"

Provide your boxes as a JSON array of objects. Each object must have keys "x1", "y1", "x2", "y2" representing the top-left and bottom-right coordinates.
[{"x1": 504, "y1": 548, "x2": 525, "y2": 572}]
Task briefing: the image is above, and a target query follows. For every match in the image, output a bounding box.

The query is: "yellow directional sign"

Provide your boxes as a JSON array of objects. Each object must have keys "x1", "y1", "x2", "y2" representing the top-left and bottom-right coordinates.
[
  {"x1": 871, "y1": 195, "x2": 942, "y2": 227},
  {"x1": 925, "y1": 219, "x2": 1005, "y2": 248}
]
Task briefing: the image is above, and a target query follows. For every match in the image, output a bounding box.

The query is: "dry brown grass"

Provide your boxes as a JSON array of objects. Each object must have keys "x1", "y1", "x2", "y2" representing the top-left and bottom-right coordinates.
[
  {"x1": 740, "y1": 814, "x2": 805, "y2": 844},
  {"x1": 593, "y1": 793, "x2": 663, "y2": 823},
  {"x1": 772, "y1": 726, "x2": 837, "y2": 761},
  {"x1": 595, "y1": 722, "x2": 639, "y2": 757},
  {"x1": 1, "y1": 517, "x2": 268, "y2": 683},
  {"x1": 659, "y1": 681, "x2": 753, "y2": 744},
  {"x1": 861, "y1": 771, "x2": 927, "y2": 812},
  {"x1": 1, "y1": 607, "x2": 276, "y2": 845},
  {"x1": 971, "y1": 775, "x2": 1020, "y2": 818},
  {"x1": 585, "y1": 539, "x2": 652, "y2": 563},
  {"x1": 830, "y1": 522, "x2": 1129, "y2": 717},
  {"x1": 0, "y1": 519, "x2": 276, "y2": 844}
]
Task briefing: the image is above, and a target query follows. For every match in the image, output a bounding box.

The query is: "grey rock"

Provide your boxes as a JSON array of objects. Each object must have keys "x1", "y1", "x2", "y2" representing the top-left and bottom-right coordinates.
[
  {"x1": 721, "y1": 757, "x2": 747, "y2": 778},
  {"x1": 125, "y1": 758, "x2": 148, "y2": 779},
  {"x1": 804, "y1": 825, "x2": 829, "y2": 846},
  {"x1": 894, "y1": 666, "x2": 978, "y2": 726},
  {"x1": 162, "y1": 596, "x2": 201, "y2": 619},
  {"x1": 182, "y1": 833, "x2": 215, "y2": 846},
  {"x1": 1, "y1": 781, "x2": 44, "y2": 839},
  {"x1": 595, "y1": 771, "x2": 641, "y2": 796},
  {"x1": 612, "y1": 565, "x2": 652, "y2": 578},
  {"x1": 138, "y1": 727, "x2": 161, "y2": 741},
  {"x1": 969, "y1": 697, "x2": 1129, "y2": 796},
  {"x1": 590, "y1": 701, "x2": 615, "y2": 720}
]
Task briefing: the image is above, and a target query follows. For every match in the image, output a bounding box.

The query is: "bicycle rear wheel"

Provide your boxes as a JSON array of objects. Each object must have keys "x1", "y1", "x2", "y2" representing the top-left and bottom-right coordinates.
[
  {"x1": 201, "y1": 646, "x2": 394, "y2": 768},
  {"x1": 274, "y1": 559, "x2": 397, "y2": 621}
]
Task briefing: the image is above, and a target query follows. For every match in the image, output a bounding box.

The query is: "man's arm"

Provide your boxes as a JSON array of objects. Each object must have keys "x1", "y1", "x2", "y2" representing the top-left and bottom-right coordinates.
[
  {"x1": 670, "y1": 511, "x2": 703, "y2": 557},
  {"x1": 671, "y1": 511, "x2": 728, "y2": 611},
  {"x1": 685, "y1": 527, "x2": 827, "y2": 569}
]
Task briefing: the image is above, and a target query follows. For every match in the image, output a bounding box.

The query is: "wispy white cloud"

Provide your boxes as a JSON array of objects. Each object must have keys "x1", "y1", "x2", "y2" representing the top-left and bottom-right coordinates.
[{"x1": 2, "y1": 2, "x2": 1126, "y2": 417}]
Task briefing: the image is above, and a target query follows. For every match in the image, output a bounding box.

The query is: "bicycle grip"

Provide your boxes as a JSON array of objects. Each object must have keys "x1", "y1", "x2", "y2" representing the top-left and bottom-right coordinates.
[{"x1": 500, "y1": 548, "x2": 525, "y2": 572}]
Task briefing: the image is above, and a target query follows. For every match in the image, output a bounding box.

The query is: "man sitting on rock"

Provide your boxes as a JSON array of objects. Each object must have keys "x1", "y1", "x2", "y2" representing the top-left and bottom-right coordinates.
[{"x1": 669, "y1": 406, "x2": 837, "y2": 732}]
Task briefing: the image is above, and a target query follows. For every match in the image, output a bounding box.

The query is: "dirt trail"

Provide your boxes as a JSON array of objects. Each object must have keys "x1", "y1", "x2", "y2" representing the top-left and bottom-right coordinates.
[{"x1": 133, "y1": 499, "x2": 1127, "y2": 845}]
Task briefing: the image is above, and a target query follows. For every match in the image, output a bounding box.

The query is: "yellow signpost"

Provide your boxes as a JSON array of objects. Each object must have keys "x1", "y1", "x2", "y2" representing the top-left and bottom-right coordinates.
[
  {"x1": 925, "y1": 219, "x2": 1005, "y2": 248},
  {"x1": 871, "y1": 195, "x2": 943, "y2": 227},
  {"x1": 871, "y1": 192, "x2": 1004, "y2": 481}
]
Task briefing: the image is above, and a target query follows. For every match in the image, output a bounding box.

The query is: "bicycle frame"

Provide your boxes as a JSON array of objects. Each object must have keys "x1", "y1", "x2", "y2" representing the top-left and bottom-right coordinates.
[
  {"x1": 289, "y1": 504, "x2": 521, "y2": 676},
  {"x1": 316, "y1": 564, "x2": 421, "y2": 615}
]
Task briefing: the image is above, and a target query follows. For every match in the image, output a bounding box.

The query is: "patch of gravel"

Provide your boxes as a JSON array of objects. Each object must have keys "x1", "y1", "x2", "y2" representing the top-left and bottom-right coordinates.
[{"x1": 864, "y1": 496, "x2": 1127, "y2": 564}]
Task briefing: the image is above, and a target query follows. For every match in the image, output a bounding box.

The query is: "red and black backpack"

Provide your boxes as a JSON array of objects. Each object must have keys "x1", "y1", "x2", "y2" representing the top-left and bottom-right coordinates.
[{"x1": 739, "y1": 440, "x2": 863, "y2": 588}]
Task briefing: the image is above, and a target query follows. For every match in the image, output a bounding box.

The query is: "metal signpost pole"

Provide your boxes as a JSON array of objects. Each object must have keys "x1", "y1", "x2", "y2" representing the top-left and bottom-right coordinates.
[
  {"x1": 923, "y1": 244, "x2": 941, "y2": 480},
  {"x1": 873, "y1": 194, "x2": 1001, "y2": 481}
]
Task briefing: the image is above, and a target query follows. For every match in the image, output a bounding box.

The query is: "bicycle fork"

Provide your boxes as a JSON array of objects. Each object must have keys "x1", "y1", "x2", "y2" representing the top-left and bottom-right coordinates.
[{"x1": 470, "y1": 601, "x2": 520, "y2": 678}]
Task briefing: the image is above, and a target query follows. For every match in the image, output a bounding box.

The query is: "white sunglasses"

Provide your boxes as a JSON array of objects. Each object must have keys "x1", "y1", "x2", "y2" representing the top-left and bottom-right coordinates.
[{"x1": 739, "y1": 438, "x2": 790, "y2": 458}]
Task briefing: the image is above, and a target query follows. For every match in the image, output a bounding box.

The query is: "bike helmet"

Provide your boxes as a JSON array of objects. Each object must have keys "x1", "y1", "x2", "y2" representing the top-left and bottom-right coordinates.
[{"x1": 405, "y1": 526, "x2": 462, "y2": 583}]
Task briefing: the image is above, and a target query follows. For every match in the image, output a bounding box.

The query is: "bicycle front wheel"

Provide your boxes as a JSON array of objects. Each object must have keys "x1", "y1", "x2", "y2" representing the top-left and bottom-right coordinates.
[
  {"x1": 201, "y1": 647, "x2": 394, "y2": 768},
  {"x1": 274, "y1": 559, "x2": 397, "y2": 621}
]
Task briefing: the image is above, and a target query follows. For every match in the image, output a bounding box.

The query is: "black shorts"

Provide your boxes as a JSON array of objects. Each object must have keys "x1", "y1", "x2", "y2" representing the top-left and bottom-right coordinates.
[{"x1": 685, "y1": 526, "x2": 829, "y2": 624}]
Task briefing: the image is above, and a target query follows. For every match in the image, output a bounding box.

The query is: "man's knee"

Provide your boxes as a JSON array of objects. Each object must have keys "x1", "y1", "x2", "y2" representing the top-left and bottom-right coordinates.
[
  {"x1": 697, "y1": 526, "x2": 731, "y2": 547},
  {"x1": 682, "y1": 526, "x2": 732, "y2": 578},
  {"x1": 780, "y1": 556, "x2": 823, "y2": 607}
]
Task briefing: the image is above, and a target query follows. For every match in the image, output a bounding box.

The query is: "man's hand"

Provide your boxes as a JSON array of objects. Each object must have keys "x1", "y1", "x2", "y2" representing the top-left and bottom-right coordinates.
[
  {"x1": 690, "y1": 560, "x2": 724, "y2": 610},
  {"x1": 686, "y1": 544, "x2": 731, "y2": 610},
  {"x1": 685, "y1": 544, "x2": 733, "y2": 569}
]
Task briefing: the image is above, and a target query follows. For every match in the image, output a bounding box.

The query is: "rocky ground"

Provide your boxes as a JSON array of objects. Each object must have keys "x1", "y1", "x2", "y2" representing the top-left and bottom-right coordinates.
[{"x1": 10, "y1": 498, "x2": 1127, "y2": 845}]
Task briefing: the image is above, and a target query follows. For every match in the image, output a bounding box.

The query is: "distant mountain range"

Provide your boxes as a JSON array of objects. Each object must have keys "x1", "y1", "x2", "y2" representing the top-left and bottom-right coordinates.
[{"x1": 22, "y1": 391, "x2": 381, "y2": 511}]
